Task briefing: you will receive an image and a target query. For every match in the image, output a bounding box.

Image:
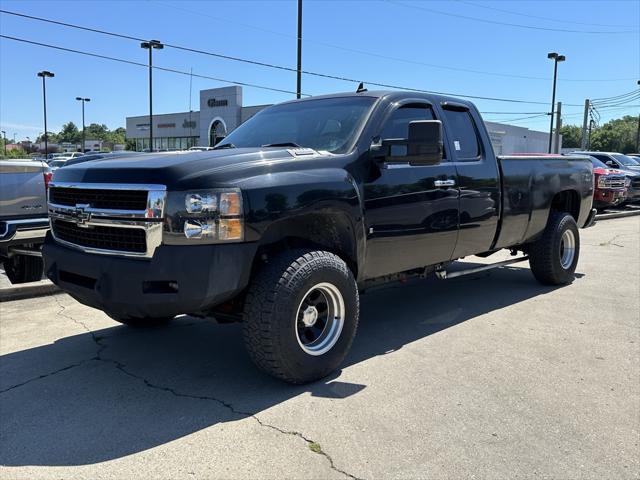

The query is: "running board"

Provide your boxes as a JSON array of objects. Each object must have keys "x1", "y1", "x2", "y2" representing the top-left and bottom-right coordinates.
[{"x1": 436, "y1": 256, "x2": 529, "y2": 280}]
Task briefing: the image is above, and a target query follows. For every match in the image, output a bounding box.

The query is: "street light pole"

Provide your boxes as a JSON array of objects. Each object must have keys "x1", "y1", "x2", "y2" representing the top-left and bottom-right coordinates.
[
  {"x1": 141, "y1": 40, "x2": 163, "y2": 151},
  {"x1": 1, "y1": 131, "x2": 6, "y2": 156},
  {"x1": 75, "y1": 97, "x2": 90, "y2": 152},
  {"x1": 37, "y1": 70, "x2": 55, "y2": 156},
  {"x1": 547, "y1": 52, "x2": 565, "y2": 153},
  {"x1": 296, "y1": 0, "x2": 302, "y2": 99}
]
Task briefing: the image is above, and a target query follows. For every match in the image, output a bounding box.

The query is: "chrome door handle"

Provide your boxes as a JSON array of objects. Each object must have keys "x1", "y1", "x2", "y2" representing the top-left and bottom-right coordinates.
[{"x1": 434, "y1": 179, "x2": 456, "y2": 188}]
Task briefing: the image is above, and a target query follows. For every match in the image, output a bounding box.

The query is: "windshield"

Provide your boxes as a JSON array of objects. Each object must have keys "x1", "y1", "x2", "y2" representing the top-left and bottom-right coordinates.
[
  {"x1": 612, "y1": 154, "x2": 640, "y2": 166},
  {"x1": 589, "y1": 156, "x2": 609, "y2": 169},
  {"x1": 218, "y1": 96, "x2": 377, "y2": 154}
]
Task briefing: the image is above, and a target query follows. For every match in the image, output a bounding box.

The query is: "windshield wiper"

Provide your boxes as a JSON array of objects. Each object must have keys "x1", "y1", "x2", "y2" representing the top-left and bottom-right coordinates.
[
  {"x1": 261, "y1": 142, "x2": 301, "y2": 148},
  {"x1": 214, "y1": 143, "x2": 236, "y2": 149}
]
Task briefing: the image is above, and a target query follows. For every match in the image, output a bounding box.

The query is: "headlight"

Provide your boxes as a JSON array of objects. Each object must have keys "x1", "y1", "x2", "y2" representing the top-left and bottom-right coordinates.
[
  {"x1": 164, "y1": 188, "x2": 244, "y2": 244},
  {"x1": 597, "y1": 176, "x2": 607, "y2": 188}
]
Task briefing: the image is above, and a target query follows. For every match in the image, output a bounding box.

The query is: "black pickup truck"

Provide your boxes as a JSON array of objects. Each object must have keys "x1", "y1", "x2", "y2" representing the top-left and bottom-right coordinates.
[{"x1": 43, "y1": 91, "x2": 596, "y2": 383}]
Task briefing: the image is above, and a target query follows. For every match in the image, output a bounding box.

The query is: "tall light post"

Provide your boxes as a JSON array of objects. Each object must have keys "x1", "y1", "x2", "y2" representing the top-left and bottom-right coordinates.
[
  {"x1": 140, "y1": 40, "x2": 163, "y2": 151},
  {"x1": 75, "y1": 97, "x2": 90, "y2": 152},
  {"x1": 1, "y1": 131, "x2": 6, "y2": 156},
  {"x1": 547, "y1": 52, "x2": 565, "y2": 153},
  {"x1": 37, "y1": 70, "x2": 55, "y2": 156}
]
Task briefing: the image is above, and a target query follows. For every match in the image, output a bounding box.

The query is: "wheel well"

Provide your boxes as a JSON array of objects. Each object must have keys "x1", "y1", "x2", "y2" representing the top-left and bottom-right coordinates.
[
  {"x1": 252, "y1": 213, "x2": 359, "y2": 277},
  {"x1": 550, "y1": 190, "x2": 580, "y2": 221}
]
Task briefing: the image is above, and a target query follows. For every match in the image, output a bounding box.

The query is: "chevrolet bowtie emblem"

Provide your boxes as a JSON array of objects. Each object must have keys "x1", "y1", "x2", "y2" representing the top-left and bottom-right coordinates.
[{"x1": 72, "y1": 204, "x2": 92, "y2": 226}]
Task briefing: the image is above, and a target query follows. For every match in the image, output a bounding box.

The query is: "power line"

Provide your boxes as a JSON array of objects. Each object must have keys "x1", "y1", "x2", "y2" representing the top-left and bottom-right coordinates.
[
  {"x1": 0, "y1": 35, "x2": 306, "y2": 96},
  {"x1": 155, "y1": 2, "x2": 634, "y2": 83},
  {"x1": 384, "y1": 0, "x2": 639, "y2": 34},
  {"x1": 592, "y1": 88, "x2": 640, "y2": 103},
  {"x1": 456, "y1": 0, "x2": 637, "y2": 29},
  {"x1": 0, "y1": 8, "x2": 630, "y2": 96},
  {"x1": 0, "y1": 15, "x2": 584, "y2": 106},
  {"x1": 484, "y1": 113, "x2": 548, "y2": 123}
]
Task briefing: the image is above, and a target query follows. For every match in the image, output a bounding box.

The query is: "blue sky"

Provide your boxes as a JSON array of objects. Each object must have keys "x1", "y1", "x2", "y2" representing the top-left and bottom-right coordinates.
[{"x1": 1, "y1": 0, "x2": 638, "y2": 141}]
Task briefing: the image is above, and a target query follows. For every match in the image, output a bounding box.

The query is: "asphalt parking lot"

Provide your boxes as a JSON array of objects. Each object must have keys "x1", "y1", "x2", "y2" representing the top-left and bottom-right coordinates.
[{"x1": 1, "y1": 216, "x2": 638, "y2": 479}]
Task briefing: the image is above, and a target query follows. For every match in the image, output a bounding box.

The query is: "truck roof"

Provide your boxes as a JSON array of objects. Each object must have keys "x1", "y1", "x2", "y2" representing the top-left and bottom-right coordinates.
[{"x1": 279, "y1": 90, "x2": 477, "y2": 110}]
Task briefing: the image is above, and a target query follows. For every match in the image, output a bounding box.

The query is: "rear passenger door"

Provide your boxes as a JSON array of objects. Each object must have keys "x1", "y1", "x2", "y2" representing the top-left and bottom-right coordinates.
[{"x1": 438, "y1": 103, "x2": 500, "y2": 259}]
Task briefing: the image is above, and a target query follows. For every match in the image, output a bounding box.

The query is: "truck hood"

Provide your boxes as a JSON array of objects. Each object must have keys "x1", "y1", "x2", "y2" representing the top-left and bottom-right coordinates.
[{"x1": 51, "y1": 148, "x2": 330, "y2": 189}]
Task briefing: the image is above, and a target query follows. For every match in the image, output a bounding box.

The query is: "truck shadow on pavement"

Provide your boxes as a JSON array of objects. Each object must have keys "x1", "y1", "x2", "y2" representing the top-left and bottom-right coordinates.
[{"x1": 0, "y1": 263, "x2": 577, "y2": 466}]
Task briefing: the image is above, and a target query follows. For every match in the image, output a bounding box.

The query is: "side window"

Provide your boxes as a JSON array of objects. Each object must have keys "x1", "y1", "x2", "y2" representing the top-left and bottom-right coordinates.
[
  {"x1": 592, "y1": 154, "x2": 615, "y2": 166},
  {"x1": 442, "y1": 108, "x2": 480, "y2": 160},
  {"x1": 381, "y1": 104, "x2": 435, "y2": 140}
]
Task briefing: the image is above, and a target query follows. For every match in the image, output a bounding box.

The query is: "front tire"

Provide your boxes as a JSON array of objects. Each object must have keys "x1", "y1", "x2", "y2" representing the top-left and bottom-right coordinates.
[
  {"x1": 242, "y1": 250, "x2": 359, "y2": 384},
  {"x1": 528, "y1": 211, "x2": 580, "y2": 285},
  {"x1": 3, "y1": 254, "x2": 44, "y2": 284}
]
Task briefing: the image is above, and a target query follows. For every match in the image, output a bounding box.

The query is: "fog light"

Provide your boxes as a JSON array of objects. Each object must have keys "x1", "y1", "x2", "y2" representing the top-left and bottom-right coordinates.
[{"x1": 184, "y1": 219, "x2": 216, "y2": 239}]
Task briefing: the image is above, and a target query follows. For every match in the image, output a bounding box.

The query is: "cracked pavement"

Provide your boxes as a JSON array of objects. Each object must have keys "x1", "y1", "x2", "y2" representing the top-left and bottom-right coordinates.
[{"x1": 1, "y1": 216, "x2": 639, "y2": 479}]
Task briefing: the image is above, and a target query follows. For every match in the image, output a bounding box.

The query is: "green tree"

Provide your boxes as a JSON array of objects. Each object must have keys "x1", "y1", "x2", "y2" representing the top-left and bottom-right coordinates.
[
  {"x1": 85, "y1": 123, "x2": 109, "y2": 140},
  {"x1": 589, "y1": 115, "x2": 638, "y2": 153},
  {"x1": 559, "y1": 125, "x2": 582, "y2": 148},
  {"x1": 58, "y1": 121, "x2": 81, "y2": 143}
]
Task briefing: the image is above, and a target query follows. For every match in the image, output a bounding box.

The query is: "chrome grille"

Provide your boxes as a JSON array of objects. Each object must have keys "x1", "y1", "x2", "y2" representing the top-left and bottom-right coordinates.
[
  {"x1": 601, "y1": 176, "x2": 626, "y2": 189},
  {"x1": 52, "y1": 219, "x2": 147, "y2": 253},
  {"x1": 48, "y1": 183, "x2": 166, "y2": 258},
  {"x1": 49, "y1": 187, "x2": 148, "y2": 210}
]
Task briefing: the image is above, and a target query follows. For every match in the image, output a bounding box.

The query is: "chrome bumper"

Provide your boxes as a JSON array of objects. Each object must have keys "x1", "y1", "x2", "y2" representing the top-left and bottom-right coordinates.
[{"x1": 0, "y1": 218, "x2": 50, "y2": 243}]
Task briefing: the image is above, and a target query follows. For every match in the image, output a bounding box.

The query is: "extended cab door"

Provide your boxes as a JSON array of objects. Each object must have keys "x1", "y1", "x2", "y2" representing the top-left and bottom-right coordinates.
[
  {"x1": 363, "y1": 101, "x2": 459, "y2": 279},
  {"x1": 438, "y1": 103, "x2": 500, "y2": 259}
]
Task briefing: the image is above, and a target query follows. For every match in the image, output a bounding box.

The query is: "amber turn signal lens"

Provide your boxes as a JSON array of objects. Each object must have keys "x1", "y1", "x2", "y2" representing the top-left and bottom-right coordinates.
[
  {"x1": 218, "y1": 218, "x2": 243, "y2": 241},
  {"x1": 219, "y1": 192, "x2": 242, "y2": 216}
]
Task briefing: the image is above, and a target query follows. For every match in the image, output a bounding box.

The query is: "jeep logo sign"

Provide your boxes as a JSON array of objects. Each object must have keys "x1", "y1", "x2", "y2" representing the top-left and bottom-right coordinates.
[{"x1": 207, "y1": 98, "x2": 228, "y2": 108}]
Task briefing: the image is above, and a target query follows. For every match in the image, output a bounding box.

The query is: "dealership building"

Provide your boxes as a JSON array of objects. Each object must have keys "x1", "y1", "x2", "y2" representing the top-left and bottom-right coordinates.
[
  {"x1": 125, "y1": 86, "x2": 268, "y2": 151},
  {"x1": 125, "y1": 85, "x2": 557, "y2": 153}
]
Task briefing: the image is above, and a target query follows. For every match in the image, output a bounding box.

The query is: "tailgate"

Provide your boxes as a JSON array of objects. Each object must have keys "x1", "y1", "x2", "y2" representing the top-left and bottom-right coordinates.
[{"x1": 0, "y1": 160, "x2": 48, "y2": 219}]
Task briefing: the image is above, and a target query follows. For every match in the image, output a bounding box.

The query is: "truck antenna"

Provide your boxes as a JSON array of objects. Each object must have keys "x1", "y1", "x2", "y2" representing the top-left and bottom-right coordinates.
[{"x1": 356, "y1": 82, "x2": 367, "y2": 93}]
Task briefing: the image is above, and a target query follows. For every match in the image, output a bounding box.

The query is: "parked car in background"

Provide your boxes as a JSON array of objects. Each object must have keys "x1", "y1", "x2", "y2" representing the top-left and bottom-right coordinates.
[
  {"x1": 626, "y1": 153, "x2": 640, "y2": 159},
  {"x1": 573, "y1": 152, "x2": 640, "y2": 204},
  {"x1": 0, "y1": 158, "x2": 50, "y2": 283},
  {"x1": 583, "y1": 156, "x2": 629, "y2": 210},
  {"x1": 48, "y1": 159, "x2": 69, "y2": 170}
]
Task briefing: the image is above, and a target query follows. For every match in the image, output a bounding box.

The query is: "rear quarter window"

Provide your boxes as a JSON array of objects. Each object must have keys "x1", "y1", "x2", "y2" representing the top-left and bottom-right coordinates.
[{"x1": 442, "y1": 109, "x2": 480, "y2": 160}]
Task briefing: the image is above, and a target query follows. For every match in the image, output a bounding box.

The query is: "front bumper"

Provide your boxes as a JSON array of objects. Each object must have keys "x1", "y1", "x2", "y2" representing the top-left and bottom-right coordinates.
[
  {"x1": 593, "y1": 189, "x2": 626, "y2": 208},
  {"x1": 0, "y1": 217, "x2": 49, "y2": 257},
  {"x1": 43, "y1": 233, "x2": 257, "y2": 318}
]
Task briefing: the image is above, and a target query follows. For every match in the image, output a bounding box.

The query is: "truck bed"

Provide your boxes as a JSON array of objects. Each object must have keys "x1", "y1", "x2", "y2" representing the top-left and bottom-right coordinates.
[{"x1": 493, "y1": 155, "x2": 593, "y2": 250}]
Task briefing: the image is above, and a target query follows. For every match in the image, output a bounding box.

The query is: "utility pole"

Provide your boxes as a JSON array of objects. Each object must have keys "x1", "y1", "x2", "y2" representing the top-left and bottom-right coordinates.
[
  {"x1": 75, "y1": 97, "x2": 90, "y2": 152},
  {"x1": 1, "y1": 131, "x2": 6, "y2": 156},
  {"x1": 553, "y1": 102, "x2": 562, "y2": 153},
  {"x1": 547, "y1": 52, "x2": 565, "y2": 153},
  {"x1": 141, "y1": 40, "x2": 163, "y2": 151},
  {"x1": 588, "y1": 119, "x2": 595, "y2": 149},
  {"x1": 37, "y1": 70, "x2": 55, "y2": 156},
  {"x1": 580, "y1": 99, "x2": 590, "y2": 150},
  {"x1": 296, "y1": 0, "x2": 302, "y2": 99}
]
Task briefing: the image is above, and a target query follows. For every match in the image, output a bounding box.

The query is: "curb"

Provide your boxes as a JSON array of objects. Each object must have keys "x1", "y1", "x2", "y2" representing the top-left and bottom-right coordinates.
[
  {"x1": 0, "y1": 280, "x2": 62, "y2": 302},
  {"x1": 595, "y1": 210, "x2": 640, "y2": 221}
]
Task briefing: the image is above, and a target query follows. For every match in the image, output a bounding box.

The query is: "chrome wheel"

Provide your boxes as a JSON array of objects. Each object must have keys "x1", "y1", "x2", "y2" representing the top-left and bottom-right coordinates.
[
  {"x1": 295, "y1": 282, "x2": 345, "y2": 356},
  {"x1": 559, "y1": 229, "x2": 576, "y2": 269}
]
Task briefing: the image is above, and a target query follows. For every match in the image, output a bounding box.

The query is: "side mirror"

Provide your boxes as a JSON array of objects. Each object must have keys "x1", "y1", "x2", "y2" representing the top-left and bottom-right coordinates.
[
  {"x1": 606, "y1": 160, "x2": 616, "y2": 167},
  {"x1": 372, "y1": 120, "x2": 443, "y2": 166}
]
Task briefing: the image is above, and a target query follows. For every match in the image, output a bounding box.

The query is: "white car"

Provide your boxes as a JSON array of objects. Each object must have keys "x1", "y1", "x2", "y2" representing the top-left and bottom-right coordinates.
[{"x1": 187, "y1": 146, "x2": 214, "y2": 151}]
